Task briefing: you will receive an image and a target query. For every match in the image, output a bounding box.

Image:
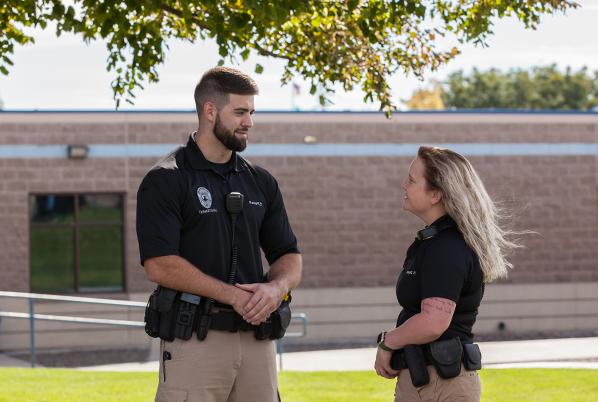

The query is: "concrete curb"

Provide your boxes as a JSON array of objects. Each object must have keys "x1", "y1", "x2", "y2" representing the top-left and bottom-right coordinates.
[{"x1": 2, "y1": 337, "x2": 597, "y2": 372}]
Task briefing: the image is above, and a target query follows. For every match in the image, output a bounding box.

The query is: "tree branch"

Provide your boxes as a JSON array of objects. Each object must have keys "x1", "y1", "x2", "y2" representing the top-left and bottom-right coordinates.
[{"x1": 158, "y1": 3, "x2": 289, "y2": 60}]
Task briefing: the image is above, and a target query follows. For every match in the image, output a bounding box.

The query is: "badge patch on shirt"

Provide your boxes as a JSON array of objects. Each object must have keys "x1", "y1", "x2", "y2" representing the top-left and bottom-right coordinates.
[{"x1": 197, "y1": 187, "x2": 212, "y2": 209}]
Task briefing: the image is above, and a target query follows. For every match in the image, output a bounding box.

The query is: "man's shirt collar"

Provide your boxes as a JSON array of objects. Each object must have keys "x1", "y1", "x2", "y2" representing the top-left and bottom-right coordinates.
[{"x1": 184, "y1": 132, "x2": 245, "y2": 173}]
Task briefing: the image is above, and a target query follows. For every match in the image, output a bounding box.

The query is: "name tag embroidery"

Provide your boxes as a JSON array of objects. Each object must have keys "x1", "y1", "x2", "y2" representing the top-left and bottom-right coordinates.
[{"x1": 403, "y1": 258, "x2": 416, "y2": 276}]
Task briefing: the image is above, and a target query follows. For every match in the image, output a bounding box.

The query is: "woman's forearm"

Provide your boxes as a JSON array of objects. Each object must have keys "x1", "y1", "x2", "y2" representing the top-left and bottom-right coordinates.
[{"x1": 384, "y1": 313, "x2": 445, "y2": 350}]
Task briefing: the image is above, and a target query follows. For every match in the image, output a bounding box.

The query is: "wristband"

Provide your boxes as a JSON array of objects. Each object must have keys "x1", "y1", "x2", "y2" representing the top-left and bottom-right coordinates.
[{"x1": 376, "y1": 331, "x2": 395, "y2": 352}]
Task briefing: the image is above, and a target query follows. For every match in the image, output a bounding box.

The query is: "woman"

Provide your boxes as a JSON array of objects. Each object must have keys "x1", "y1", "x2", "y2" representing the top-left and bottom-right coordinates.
[{"x1": 374, "y1": 146, "x2": 522, "y2": 401}]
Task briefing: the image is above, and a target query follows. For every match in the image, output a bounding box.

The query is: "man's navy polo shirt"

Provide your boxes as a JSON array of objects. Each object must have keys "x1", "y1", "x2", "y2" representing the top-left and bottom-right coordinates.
[{"x1": 136, "y1": 134, "x2": 300, "y2": 286}]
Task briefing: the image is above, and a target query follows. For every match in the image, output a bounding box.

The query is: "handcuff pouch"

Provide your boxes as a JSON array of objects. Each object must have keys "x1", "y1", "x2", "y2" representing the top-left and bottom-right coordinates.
[{"x1": 463, "y1": 343, "x2": 482, "y2": 371}]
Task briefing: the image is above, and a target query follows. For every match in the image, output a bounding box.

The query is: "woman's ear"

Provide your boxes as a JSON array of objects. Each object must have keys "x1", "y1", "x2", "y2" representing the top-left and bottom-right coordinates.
[{"x1": 430, "y1": 189, "x2": 443, "y2": 206}]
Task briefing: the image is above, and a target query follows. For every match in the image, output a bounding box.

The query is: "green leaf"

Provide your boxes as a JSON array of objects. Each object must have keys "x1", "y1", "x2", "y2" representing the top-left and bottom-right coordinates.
[{"x1": 255, "y1": 63, "x2": 264, "y2": 74}]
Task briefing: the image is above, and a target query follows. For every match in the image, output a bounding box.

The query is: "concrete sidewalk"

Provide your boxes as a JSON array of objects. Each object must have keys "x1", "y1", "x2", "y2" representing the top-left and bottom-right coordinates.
[
  {"x1": 2, "y1": 337, "x2": 598, "y2": 371},
  {"x1": 0, "y1": 353, "x2": 33, "y2": 368}
]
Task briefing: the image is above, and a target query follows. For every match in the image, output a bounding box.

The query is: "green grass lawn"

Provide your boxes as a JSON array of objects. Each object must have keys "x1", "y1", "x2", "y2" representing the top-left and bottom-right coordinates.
[{"x1": 0, "y1": 368, "x2": 597, "y2": 402}]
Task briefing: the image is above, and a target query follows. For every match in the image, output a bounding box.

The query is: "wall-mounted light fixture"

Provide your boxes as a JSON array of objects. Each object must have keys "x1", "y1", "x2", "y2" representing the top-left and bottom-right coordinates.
[
  {"x1": 67, "y1": 144, "x2": 89, "y2": 159},
  {"x1": 303, "y1": 135, "x2": 317, "y2": 144}
]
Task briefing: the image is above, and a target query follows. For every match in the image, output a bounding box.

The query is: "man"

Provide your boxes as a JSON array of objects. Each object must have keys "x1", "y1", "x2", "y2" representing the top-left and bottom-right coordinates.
[{"x1": 136, "y1": 67, "x2": 302, "y2": 402}]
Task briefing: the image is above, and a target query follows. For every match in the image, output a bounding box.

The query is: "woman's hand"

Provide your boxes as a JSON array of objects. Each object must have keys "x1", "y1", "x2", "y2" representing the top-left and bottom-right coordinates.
[{"x1": 374, "y1": 348, "x2": 400, "y2": 379}]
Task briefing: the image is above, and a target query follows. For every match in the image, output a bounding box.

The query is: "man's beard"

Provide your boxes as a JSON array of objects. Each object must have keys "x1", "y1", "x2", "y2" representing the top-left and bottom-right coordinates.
[{"x1": 213, "y1": 114, "x2": 247, "y2": 152}]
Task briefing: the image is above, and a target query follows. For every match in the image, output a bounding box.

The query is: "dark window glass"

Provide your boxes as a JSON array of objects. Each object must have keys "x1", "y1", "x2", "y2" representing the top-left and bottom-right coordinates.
[
  {"x1": 31, "y1": 195, "x2": 74, "y2": 224},
  {"x1": 78, "y1": 194, "x2": 122, "y2": 223},
  {"x1": 30, "y1": 193, "x2": 124, "y2": 293},
  {"x1": 30, "y1": 227, "x2": 74, "y2": 293},
  {"x1": 79, "y1": 227, "x2": 123, "y2": 292}
]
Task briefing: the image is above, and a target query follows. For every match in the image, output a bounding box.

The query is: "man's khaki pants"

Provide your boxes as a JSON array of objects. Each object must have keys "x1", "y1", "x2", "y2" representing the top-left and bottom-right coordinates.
[
  {"x1": 394, "y1": 364, "x2": 481, "y2": 402},
  {"x1": 155, "y1": 330, "x2": 278, "y2": 402}
]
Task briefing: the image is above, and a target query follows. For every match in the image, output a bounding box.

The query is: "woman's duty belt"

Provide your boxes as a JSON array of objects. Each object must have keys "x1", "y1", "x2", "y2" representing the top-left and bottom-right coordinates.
[{"x1": 390, "y1": 338, "x2": 483, "y2": 387}]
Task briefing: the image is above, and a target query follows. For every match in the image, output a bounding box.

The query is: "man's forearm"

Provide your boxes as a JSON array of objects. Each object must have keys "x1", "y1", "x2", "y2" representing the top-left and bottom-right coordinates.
[
  {"x1": 266, "y1": 252, "x2": 303, "y2": 295},
  {"x1": 144, "y1": 255, "x2": 242, "y2": 306}
]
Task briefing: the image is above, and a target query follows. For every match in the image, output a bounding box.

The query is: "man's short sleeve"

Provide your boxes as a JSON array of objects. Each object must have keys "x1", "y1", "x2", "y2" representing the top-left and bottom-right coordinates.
[
  {"x1": 255, "y1": 167, "x2": 300, "y2": 265},
  {"x1": 136, "y1": 168, "x2": 183, "y2": 265},
  {"x1": 419, "y1": 237, "x2": 468, "y2": 302}
]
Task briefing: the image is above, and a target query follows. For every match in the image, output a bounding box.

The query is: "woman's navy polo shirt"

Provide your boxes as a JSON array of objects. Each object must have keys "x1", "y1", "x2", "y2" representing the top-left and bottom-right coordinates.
[
  {"x1": 136, "y1": 135, "x2": 300, "y2": 286},
  {"x1": 396, "y1": 215, "x2": 484, "y2": 342}
]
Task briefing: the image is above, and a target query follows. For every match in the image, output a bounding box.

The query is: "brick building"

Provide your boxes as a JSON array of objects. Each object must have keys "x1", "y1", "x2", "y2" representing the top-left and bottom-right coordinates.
[{"x1": 1, "y1": 110, "x2": 597, "y2": 352}]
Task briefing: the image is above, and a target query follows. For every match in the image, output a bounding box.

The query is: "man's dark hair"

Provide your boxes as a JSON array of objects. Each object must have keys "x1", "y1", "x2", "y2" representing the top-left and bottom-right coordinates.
[{"x1": 194, "y1": 67, "x2": 259, "y2": 119}]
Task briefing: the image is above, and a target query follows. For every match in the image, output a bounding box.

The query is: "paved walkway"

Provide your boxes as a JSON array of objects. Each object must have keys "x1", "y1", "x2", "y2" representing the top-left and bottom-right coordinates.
[{"x1": 2, "y1": 337, "x2": 598, "y2": 371}]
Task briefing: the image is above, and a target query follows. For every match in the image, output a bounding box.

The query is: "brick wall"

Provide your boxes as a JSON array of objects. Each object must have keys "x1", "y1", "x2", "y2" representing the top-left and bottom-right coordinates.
[{"x1": 1, "y1": 112, "x2": 597, "y2": 294}]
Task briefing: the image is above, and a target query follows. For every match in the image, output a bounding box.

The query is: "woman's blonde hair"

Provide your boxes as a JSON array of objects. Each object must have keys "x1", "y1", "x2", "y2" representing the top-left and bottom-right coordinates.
[{"x1": 417, "y1": 145, "x2": 522, "y2": 283}]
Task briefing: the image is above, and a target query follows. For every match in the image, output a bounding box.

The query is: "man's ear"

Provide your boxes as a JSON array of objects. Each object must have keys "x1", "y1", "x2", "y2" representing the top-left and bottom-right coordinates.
[{"x1": 202, "y1": 101, "x2": 218, "y2": 124}]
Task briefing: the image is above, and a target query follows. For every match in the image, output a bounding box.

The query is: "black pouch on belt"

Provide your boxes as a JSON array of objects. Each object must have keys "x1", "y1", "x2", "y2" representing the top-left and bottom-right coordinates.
[
  {"x1": 157, "y1": 287, "x2": 178, "y2": 342},
  {"x1": 404, "y1": 345, "x2": 430, "y2": 387},
  {"x1": 463, "y1": 343, "x2": 482, "y2": 371},
  {"x1": 255, "y1": 297, "x2": 292, "y2": 341},
  {"x1": 428, "y1": 337, "x2": 463, "y2": 379},
  {"x1": 269, "y1": 299, "x2": 292, "y2": 340},
  {"x1": 144, "y1": 287, "x2": 160, "y2": 338}
]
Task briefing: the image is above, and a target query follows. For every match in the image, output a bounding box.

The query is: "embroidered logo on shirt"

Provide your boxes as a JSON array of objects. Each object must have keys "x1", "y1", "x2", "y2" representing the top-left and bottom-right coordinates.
[
  {"x1": 405, "y1": 270, "x2": 416, "y2": 276},
  {"x1": 248, "y1": 200, "x2": 263, "y2": 207},
  {"x1": 197, "y1": 187, "x2": 212, "y2": 209}
]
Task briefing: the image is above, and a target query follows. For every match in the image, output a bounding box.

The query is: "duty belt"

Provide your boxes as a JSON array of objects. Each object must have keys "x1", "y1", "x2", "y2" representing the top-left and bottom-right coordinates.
[
  {"x1": 392, "y1": 348, "x2": 434, "y2": 369},
  {"x1": 391, "y1": 342, "x2": 476, "y2": 369},
  {"x1": 207, "y1": 308, "x2": 257, "y2": 332}
]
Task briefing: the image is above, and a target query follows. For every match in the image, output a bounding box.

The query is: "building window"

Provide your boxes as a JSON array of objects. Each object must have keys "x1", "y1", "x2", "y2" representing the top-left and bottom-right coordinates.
[{"x1": 30, "y1": 193, "x2": 125, "y2": 293}]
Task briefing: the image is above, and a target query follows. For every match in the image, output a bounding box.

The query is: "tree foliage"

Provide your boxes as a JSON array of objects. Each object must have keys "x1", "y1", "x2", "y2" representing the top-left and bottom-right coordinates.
[
  {"x1": 1, "y1": 0, "x2": 577, "y2": 115},
  {"x1": 405, "y1": 83, "x2": 445, "y2": 110},
  {"x1": 442, "y1": 65, "x2": 598, "y2": 110}
]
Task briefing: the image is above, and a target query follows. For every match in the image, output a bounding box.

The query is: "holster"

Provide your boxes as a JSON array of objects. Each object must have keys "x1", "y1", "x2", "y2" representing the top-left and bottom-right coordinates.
[
  {"x1": 173, "y1": 293, "x2": 201, "y2": 340},
  {"x1": 404, "y1": 345, "x2": 430, "y2": 387},
  {"x1": 428, "y1": 337, "x2": 463, "y2": 379}
]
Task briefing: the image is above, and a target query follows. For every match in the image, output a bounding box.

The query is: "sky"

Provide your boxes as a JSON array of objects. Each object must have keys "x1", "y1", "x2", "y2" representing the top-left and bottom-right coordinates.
[{"x1": 1, "y1": 0, "x2": 597, "y2": 111}]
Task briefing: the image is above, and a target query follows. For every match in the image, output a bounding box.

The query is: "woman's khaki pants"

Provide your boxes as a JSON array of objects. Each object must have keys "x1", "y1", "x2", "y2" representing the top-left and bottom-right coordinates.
[{"x1": 394, "y1": 364, "x2": 481, "y2": 402}]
